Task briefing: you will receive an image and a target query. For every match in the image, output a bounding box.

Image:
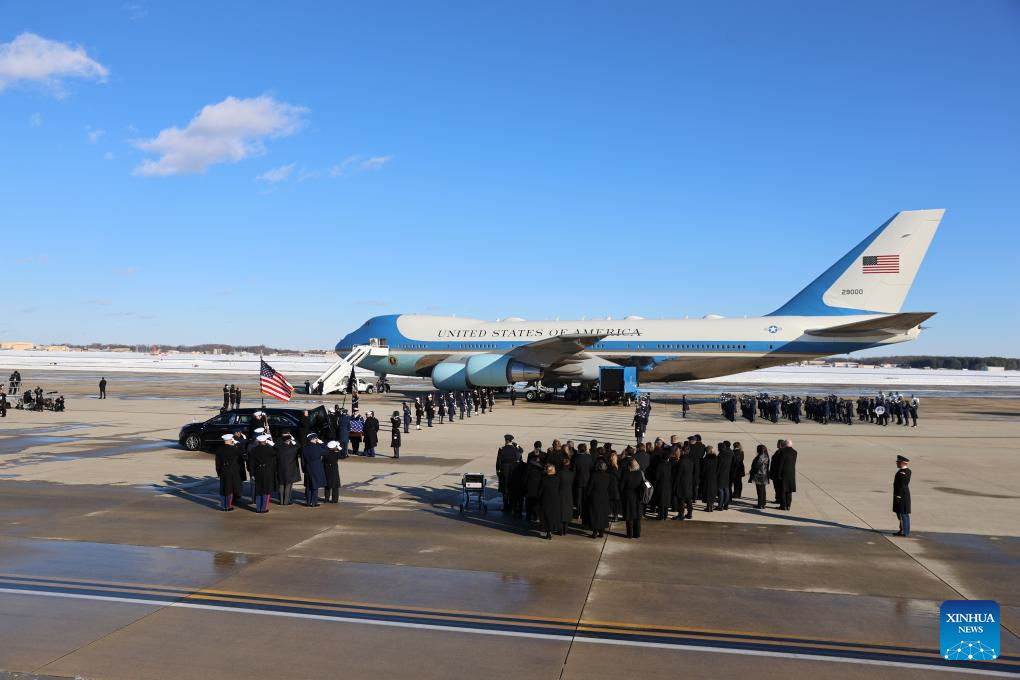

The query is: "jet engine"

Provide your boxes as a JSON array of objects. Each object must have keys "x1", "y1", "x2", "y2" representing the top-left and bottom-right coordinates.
[{"x1": 431, "y1": 354, "x2": 541, "y2": 390}]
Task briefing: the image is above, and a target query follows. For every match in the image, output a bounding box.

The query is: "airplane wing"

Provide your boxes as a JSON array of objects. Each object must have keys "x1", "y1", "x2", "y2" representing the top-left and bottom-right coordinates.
[
  {"x1": 508, "y1": 333, "x2": 607, "y2": 368},
  {"x1": 805, "y1": 312, "x2": 936, "y2": 337}
]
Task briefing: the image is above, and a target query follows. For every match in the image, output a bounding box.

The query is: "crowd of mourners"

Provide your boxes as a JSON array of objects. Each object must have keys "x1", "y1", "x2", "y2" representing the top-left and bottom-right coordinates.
[
  {"x1": 720, "y1": 391, "x2": 920, "y2": 427},
  {"x1": 495, "y1": 433, "x2": 799, "y2": 540}
]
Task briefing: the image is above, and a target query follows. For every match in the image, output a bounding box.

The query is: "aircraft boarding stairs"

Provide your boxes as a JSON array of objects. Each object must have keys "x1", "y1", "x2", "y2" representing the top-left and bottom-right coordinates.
[{"x1": 311, "y1": 340, "x2": 389, "y2": 395}]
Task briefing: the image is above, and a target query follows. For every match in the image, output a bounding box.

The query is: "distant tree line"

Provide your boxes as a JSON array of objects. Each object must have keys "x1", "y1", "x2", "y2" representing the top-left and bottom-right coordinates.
[
  {"x1": 831, "y1": 356, "x2": 1019, "y2": 371},
  {"x1": 62, "y1": 343, "x2": 322, "y2": 355}
]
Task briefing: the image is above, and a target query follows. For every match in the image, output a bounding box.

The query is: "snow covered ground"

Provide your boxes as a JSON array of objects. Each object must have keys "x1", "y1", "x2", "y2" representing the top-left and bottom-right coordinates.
[{"x1": 2, "y1": 349, "x2": 1018, "y2": 388}]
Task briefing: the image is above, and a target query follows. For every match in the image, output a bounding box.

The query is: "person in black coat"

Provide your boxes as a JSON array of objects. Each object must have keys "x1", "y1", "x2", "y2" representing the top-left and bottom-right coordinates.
[
  {"x1": 731, "y1": 442, "x2": 745, "y2": 499},
  {"x1": 323, "y1": 440, "x2": 342, "y2": 503},
  {"x1": 524, "y1": 454, "x2": 544, "y2": 522},
  {"x1": 538, "y1": 465, "x2": 562, "y2": 539},
  {"x1": 300, "y1": 434, "x2": 327, "y2": 507},
  {"x1": 275, "y1": 432, "x2": 302, "y2": 505},
  {"x1": 620, "y1": 459, "x2": 646, "y2": 538},
  {"x1": 363, "y1": 411, "x2": 380, "y2": 457},
  {"x1": 496, "y1": 435, "x2": 523, "y2": 513},
  {"x1": 893, "y1": 455, "x2": 912, "y2": 536},
  {"x1": 249, "y1": 436, "x2": 277, "y2": 513},
  {"x1": 214, "y1": 434, "x2": 244, "y2": 510},
  {"x1": 689, "y1": 436, "x2": 706, "y2": 499},
  {"x1": 748, "y1": 444, "x2": 770, "y2": 509},
  {"x1": 572, "y1": 444, "x2": 593, "y2": 524},
  {"x1": 701, "y1": 447, "x2": 719, "y2": 511},
  {"x1": 778, "y1": 440, "x2": 798, "y2": 510},
  {"x1": 673, "y1": 445, "x2": 695, "y2": 519},
  {"x1": 390, "y1": 412, "x2": 402, "y2": 458},
  {"x1": 716, "y1": 442, "x2": 733, "y2": 510},
  {"x1": 558, "y1": 457, "x2": 575, "y2": 536},
  {"x1": 508, "y1": 452, "x2": 528, "y2": 518},
  {"x1": 769, "y1": 439, "x2": 785, "y2": 506},
  {"x1": 586, "y1": 459, "x2": 617, "y2": 538},
  {"x1": 222, "y1": 384, "x2": 229, "y2": 410},
  {"x1": 652, "y1": 450, "x2": 673, "y2": 519}
]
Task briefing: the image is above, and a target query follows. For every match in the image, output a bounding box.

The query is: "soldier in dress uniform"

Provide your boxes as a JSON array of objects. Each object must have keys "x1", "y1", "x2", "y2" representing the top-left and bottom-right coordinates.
[
  {"x1": 214, "y1": 434, "x2": 244, "y2": 511},
  {"x1": 893, "y1": 455, "x2": 912, "y2": 536},
  {"x1": 300, "y1": 434, "x2": 326, "y2": 507},
  {"x1": 323, "y1": 440, "x2": 341, "y2": 503},
  {"x1": 510, "y1": 385, "x2": 517, "y2": 406},
  {"x1": 402, "y1": 401, "x2": 412, "y2": 433},
  {"x1": 445, "y1": 392, "x2": 456, "y2": 422},
  {"x1": 275, "y1": 431, "x2": 301, "y2": 505},
  {"x1": 222, "y1": 384, "x2": 229, "y2": 410},
  {"x1": 390, "y1": 411, "x2": 402, "y2": 458}
]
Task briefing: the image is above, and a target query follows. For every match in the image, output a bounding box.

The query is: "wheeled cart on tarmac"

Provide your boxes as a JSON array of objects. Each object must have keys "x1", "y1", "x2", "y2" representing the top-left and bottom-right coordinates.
[{"x1": 459, "y1": 472, "x2": 487, "y2": 514}]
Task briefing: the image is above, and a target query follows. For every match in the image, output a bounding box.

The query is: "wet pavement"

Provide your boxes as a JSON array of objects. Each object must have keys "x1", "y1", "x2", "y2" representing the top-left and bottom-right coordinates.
[{"x1": 1, "y1": 378, "x2": 1019, "y2": 678}]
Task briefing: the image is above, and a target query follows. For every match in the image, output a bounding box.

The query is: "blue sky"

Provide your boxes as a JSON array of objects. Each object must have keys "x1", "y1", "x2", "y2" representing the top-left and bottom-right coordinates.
[{"x1": 2, "y1": 1, "x2": 1018, "y2": 355}]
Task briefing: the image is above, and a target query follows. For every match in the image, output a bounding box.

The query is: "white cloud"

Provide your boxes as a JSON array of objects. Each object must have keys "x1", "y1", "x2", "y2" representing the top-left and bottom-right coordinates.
[
  {"x1": 104, "y1": 151, "x2": 114, "y2": 161},
  {"x1": 86, "y1": 126, "x2": 105, "y2": 143},
  {"x1": 0, "y1": 32, "x2": 108, "y2": 95},
  {"x1": 361, "y1": 155, "x2": 392, "y2": 170},
  {"x1": 133, "y1": 95, "x2": 307, "y2": 176},
  {"x1": 255, "y1": 163, "x2": 295, "y2": 183},
  {"x1": 329, "y1": 154, "x2": 393, "y2": 177},
  {"x1": 29, "y1": 112, "x2": 42, "y2": 126}
]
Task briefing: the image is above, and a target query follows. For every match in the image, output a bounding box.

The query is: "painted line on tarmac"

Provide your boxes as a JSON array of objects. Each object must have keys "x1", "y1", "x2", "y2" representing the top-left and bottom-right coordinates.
[{"x1": 2, "y1": 586, "x2": 1019, "y2": 676}]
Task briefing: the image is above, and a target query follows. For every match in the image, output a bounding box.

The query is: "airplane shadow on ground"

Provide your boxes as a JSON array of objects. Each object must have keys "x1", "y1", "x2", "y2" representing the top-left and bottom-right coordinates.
[{"x1": 387, "y1": 483, "x2": 614, "y2": 539}]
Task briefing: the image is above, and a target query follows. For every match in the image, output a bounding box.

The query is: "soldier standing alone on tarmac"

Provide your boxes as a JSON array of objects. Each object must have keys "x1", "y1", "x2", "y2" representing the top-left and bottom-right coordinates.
[
  {"x1": 893, "y1": 455, "x2": 912, "y2": 536},
  {"x1": 98, "y1": 377, "x2": 107, "y2": 399}
]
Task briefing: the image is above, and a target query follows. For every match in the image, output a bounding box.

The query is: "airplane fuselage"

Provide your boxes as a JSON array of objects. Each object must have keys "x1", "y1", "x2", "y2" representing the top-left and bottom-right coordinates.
[{"x1": 337, "y1": 313, "x2": 919, "y2": 384}]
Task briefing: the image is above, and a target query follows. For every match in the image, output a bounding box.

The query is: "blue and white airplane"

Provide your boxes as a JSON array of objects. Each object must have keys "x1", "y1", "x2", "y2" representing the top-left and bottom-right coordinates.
[{"x1": 320, "y1": 209, "x2": 943, "y2": 393}]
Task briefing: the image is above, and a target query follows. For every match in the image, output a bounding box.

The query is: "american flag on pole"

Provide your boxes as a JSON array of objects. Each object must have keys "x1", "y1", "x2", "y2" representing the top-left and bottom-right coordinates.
[
  {"x1": 862, "y1": 254, "x2": 900, "y2": 274},
  {"x1": 260, "y1": 359, "x2": 294, "y2": 402}
]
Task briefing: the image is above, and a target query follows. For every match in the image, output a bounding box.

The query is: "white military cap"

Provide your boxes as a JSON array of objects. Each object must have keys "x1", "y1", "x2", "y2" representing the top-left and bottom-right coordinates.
[
  {"x1": 326, "y1": 440, "x2": 340, "y2": 450},
  {"x1": 221, "y1": 434, "x2": 235, "y2": 441},
  {"x1": 256, "y1": 434, "x2": 269, "y2": 442},
  {"x1": 254, "y1": 411, "x2": 265, "y2": 417},
  {"x1": 254, "y1": 427, "x2": 265, "y2": 434}
]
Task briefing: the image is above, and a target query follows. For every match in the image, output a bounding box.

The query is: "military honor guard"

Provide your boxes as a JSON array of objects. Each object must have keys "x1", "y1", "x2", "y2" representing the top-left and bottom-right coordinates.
[
  {"x1": 893, "y1": 455, "x2": 912, "y2": 536},
  {"x1": 275, "y1": 431, "x2": 301, "y2": 505},
  {"x1": 390, "y1": 411, "x2": 402, "y2": 458},
  {"x1": 323, "y1": 440, "x2": 341, "y2": 503},
  {"x1": 215, "y1": 434, "x2": 244, "y2": 511},
  {"x1": 300, "y1": 434, "x2": 326, "y2": 507}
]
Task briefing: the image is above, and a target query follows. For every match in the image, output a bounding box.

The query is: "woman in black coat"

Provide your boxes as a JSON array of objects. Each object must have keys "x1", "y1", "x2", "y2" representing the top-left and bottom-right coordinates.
[
  {"x1": 607, "y1": 452, "x2": 623, "y2": 520},
  {"x1": 620, "y1": 459, "x2": 646, "y2": 538},
  {"x1": 274, "y1": 432, "x2": 302, "y2": 505},
  {"x1": 214, "y1": 438, "x2": 244, "y2": 511},
  {"x1": 524, "y1": 455, "x2": 544, "y2": 522},
  {"x1": 558, "y1": 458, "x2": 575, "y2": 535},
  {"x1": 701, "y1": 447, "x2": 719, "y2": 512},
  {"x1": 586, "y1": 460, "x2": 618, "y2": 538},
  {"x1": 538, "y1": 464, "x2": 562, "y2": 539},
  {"x1": 731, "y1": 442, "x2": 745, "y2": 499}
]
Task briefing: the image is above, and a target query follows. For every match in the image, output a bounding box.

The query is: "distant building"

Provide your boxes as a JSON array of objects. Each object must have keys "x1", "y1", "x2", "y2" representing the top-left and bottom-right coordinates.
[
  {"x1": 981, "y1": 366, "x2": 1006, "y2": 372},
  {"x1": 0, "y1": 341, "x2": 34, "y2": 350},
  {"x1": 44, "y1": 345, "x2": 72, "y2": 352}
]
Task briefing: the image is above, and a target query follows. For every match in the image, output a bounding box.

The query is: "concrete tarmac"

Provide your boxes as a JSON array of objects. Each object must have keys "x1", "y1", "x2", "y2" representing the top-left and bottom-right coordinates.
[{"x1": 0, "y1": 373, "x2": 1018, "y2": 679}]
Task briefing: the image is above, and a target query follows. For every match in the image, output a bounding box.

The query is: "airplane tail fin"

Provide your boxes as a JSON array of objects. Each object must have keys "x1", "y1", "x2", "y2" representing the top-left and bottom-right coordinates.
[{"x1": 769, "y1": 209, "x2": 944, "y2": 316}]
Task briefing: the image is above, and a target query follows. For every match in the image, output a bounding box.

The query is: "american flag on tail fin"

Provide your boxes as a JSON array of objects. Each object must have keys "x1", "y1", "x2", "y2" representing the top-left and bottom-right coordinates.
[
  {"x1": 260, "y1": 359, "x2": 294, "y2": 402},
  {"x1": 862, "y1": 254, "x2": 900, "y2": 274}
]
